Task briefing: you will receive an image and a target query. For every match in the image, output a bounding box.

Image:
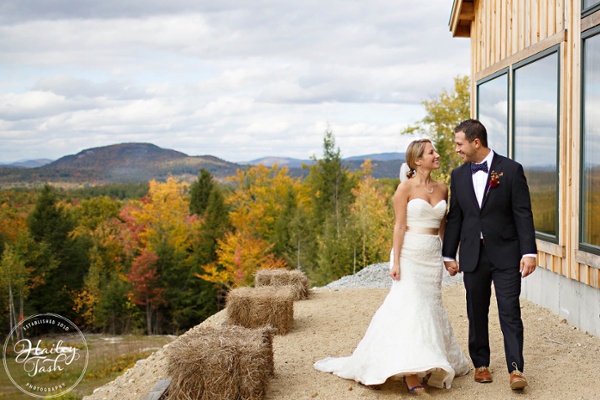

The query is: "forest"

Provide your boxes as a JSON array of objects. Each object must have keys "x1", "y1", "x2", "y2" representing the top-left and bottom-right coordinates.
[
  {"x1": 0, "y1": 76, "x2": 470, "y2": 337},
  {"x1": 0, "y1": 131, "x2": 400, "y2": 336}
]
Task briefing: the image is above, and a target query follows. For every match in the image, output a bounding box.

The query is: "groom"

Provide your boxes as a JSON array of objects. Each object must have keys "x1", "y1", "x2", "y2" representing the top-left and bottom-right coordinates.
[{"x1": 442, "y1": 119, "x2": 537, "y2": 390}]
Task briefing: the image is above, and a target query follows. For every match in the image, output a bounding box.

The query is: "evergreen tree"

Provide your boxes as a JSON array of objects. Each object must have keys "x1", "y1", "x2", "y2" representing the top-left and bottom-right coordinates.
[
  {"x1": 95, "y1": 271, "x2": 140, "y2": 334},
  {"x1": 196, "y1": 186, "x2": 231, "y2": 266},
  {"x1": 189, "y1": 168, "x2": 214, "y2": 216},
  {"x1": 303, "y1": 129, "x2": 356, "y2": 285},
  {"x1": 307, "y1": 129, "x2": 354, "y2": 228},
  {"x1": 270, "y1": 187, "x2": 296, "y2": 260},
  {"x1": 27, "y1": 185, "x2": 90, "y2": 320}
]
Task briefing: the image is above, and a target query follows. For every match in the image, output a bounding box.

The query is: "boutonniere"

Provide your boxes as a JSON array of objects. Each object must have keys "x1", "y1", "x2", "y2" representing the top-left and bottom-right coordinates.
[{"x1": 486, "y1": 170, "x2": 503, "y2": 196}]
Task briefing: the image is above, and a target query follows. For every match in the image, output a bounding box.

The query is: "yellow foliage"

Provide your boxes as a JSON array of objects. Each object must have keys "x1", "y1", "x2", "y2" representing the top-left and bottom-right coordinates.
[
  {"x1": 226, "y1": 164, "x2": 306, "y2": 239},
  {"x1": 350, "y1": 171, "x2": 395, "y2": 267},
  {"x1": 133, "y1": 178, "x2": 200, "y2": 255},
  {"x1": 197, "y1": 231, "x2": 288, "y2": 288}
]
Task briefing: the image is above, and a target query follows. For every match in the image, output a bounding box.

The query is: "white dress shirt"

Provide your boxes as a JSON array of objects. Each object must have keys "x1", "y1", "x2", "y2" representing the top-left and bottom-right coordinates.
[{"x1": 472, "y1": 151, "x2": 495, "y2": 208}]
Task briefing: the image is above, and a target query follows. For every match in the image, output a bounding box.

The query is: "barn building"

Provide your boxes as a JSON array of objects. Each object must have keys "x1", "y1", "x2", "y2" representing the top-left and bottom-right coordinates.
[{"x1": 449, "y1": 0, "x2": 600, "y2": 337}]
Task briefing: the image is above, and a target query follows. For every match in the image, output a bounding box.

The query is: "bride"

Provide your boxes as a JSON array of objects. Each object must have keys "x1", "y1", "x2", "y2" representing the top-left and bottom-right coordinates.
[{"x1": 314, "y1": 139, "x2": 470, "y2": 393}]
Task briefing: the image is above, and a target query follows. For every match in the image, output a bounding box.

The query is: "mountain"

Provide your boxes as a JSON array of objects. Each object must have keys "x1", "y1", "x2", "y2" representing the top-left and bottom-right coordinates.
[
  {"x1": 246, "y1": 152, "x2": 404, "y2": 169},
  {"x1": 0, "y1": 143, "x2": 242, "y2": 185},
  {"x1": 0, "y1": 159, "x2": 53, "y2": 168},
  {"x1": 0, "y1": 145, "x2": 405, "y2": 186},
  {"x1": 244, "y1": 157, "x2": 314, "y2": 169},
  {"x1": 246, "y1": 152, "x2": 405, "y2": 179},
  {"x1": 344, "y1": 152, "x2": 404, "y2": 162}
]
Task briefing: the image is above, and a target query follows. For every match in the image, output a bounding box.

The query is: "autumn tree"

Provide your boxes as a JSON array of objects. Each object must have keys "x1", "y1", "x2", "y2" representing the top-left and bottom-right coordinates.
[
  {"x1": 402, "y1": 75, "x2": 470, "y2": 182},
  {"x1": 71, "y1": 196, "x2": 127, "y2": 330},
  {"x1": 0, "y1": 243, "x2": 29, "y2": 340},
  {"x1": 198, "y1": 165, "x2": 302, "y2": 290},
  {"x1": 199, "y1": 232, "x2": 287, "y2": 289},
  {"x1": 127, "y1": 178, "x2": 217, "y2": 332},
  {"x1": 349, "y1": 160, "x2": 395, "y2": 272},
  {"x1": 0, "y1": 190, "x2": 38, "y2": 334},
  {"x1": 126, "y1": 249, "x2": 165, "y2": 334}
]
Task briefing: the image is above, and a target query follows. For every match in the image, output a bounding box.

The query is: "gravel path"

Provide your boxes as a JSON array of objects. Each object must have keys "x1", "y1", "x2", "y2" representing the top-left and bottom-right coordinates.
[{"x1": 84, "y1": 264, "x2": 600, "y2": 400}]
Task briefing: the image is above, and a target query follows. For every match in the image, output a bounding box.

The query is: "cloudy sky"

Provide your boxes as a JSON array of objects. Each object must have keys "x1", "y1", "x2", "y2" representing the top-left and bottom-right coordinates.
[{"x1": 0, "y1": 1, "x2": 470, "y2": 164}]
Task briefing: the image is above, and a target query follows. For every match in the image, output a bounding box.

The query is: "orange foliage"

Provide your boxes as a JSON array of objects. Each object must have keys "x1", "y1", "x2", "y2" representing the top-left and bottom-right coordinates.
[{"x1": 197, "y1": 231, "x2": 288, "y2": 288}]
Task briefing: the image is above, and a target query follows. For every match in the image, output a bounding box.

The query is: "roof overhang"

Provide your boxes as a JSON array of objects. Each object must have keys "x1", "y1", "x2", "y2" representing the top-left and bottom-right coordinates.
[{"x1": 449, "y1": 0, "x2": 474, "y2": 38}]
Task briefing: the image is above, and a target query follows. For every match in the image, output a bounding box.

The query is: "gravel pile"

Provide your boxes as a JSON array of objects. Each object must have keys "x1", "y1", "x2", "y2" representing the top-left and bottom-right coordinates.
[{"x1": 320, "y1": 262, "x2": 463, "y2": 289}]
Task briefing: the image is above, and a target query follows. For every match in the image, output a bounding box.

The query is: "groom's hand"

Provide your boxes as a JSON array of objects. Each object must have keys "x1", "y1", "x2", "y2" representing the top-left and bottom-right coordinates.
[
  {"x1": 520, "y1": 256, "x2": 536, "y2": 278},
  {"x1": 444, "y1": 261, "x2": 460, "y2": 276}
]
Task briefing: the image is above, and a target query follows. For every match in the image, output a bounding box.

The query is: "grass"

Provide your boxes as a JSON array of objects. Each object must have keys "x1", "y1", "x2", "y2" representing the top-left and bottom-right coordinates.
[{"x1": 1, "y1": 333, "x2": 175, "y2": 400}]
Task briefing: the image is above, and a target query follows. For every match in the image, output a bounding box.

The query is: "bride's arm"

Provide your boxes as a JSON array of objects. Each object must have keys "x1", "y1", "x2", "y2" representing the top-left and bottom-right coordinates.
[
  {"x1": 438, "y1": 184, "x2": 449, "y2": 242},
  {"x1": 390, "y1": 183, "x2": 410, "y2": 281}
]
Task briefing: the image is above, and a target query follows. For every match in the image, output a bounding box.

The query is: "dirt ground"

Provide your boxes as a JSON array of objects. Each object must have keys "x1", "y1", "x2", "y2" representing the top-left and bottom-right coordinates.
[{"x1": 85, "y1": 284, "x2": 600, "y2": 400}]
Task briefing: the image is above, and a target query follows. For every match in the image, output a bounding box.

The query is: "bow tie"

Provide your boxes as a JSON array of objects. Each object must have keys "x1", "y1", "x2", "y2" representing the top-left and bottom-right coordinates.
[{"x1": 470, "y1": 161, "x2": 488, "y2": 174}]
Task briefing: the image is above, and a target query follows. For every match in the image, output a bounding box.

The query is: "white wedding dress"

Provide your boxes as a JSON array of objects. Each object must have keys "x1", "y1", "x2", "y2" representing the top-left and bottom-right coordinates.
[{"x1": 314, "y1": 199, "x2": 470, "y2": 388}]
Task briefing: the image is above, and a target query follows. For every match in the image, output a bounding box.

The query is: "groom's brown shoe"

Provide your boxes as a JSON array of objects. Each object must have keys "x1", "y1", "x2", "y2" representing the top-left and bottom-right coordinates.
[
  {"x1": 509, "y1": 370, "x2": 528, "y2": 390},
  {"x1": 474, "y1": 367, "x2": 492, "y2": 383}
]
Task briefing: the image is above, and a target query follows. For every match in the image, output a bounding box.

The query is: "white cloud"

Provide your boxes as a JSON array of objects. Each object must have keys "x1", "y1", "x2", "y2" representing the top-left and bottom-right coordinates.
[{"x1": 0, "y1": 0, "x2": 470, "y2": 163}]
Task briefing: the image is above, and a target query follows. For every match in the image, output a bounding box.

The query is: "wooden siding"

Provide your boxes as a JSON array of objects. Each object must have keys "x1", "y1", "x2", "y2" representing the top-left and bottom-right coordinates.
[
  {"x1": 450, "y1": 1, "x2": 600, "y2": 289},
  {"x1": 470, "y1": 0, "x2": 565, "y2": 75}
]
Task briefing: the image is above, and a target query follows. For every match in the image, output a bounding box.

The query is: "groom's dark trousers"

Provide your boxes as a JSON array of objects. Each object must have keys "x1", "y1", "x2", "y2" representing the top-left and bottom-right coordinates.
[
  {"x1": 442, "y1": 153, "x2": 536, "y2": 373},
  {"x1": 464, "y1": 239, "x2": 524, "y2": 371}
]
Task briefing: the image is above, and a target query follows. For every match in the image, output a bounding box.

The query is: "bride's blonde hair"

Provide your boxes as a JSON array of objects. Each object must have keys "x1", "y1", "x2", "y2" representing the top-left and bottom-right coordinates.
[{"x1": 404, "y1": 139, "x2": 432, "y2": 179}]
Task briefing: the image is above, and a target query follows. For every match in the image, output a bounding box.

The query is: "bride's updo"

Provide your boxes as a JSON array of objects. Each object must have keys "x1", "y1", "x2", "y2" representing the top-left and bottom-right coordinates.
[{"x1": 402, "y1": 139, "x2": 432, "y2": 181}]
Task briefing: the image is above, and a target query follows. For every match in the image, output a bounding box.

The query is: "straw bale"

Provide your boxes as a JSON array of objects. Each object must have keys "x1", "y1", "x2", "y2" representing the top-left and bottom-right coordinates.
[
  {"x1": 254, "y1": 268, "x2": 311, "y2": 300},
  {"x1": 226, "y1": 286, "x2": 294, "y2": 334},
  {"x1": 166, "y1": 325, "x2": 275, "y2": 400}
]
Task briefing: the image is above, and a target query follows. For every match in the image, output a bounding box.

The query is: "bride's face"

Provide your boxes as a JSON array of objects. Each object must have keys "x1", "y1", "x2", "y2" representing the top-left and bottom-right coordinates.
[{"x1": 418, "y1": 142, "x2": 440, "y2": 170}]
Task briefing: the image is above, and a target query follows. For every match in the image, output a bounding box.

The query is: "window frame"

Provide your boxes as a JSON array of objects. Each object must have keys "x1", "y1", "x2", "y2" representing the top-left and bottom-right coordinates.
[
  {"x1": 579, "y1": 25, "x2": 600, "y2": 254},
  {"x1": 582, "y1": 0, "x2": 600, "y2": 18},
  {"x1": 476, "y1": 68, "x2": 511, "y2": 158}
]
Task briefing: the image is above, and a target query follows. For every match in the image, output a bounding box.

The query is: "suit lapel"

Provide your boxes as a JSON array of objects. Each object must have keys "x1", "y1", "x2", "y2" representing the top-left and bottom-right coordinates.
[
  {"x1": 459, "y1": 164, "x2": 480, "y2": 210},
  {"x1": 481, "y1": 154, "x2": 502, "y2": 210}
]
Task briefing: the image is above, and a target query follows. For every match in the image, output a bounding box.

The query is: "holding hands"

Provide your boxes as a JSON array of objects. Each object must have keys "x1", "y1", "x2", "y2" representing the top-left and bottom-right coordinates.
[{"x1": 444, "y1": 260, "x2": 460, "y2": 276}]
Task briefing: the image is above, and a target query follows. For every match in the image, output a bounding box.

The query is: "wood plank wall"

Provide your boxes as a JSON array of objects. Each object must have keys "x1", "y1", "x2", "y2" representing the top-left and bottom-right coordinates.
[
  {"x1": 472, "y1": 0, "x2": 565, "y2": 73},
  {"x1": 466, "y1": 0, "x2": 600, "y2": 289}
]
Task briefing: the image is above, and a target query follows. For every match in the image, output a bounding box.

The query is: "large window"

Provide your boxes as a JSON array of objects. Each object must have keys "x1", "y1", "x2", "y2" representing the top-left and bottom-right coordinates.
[
  {"x1": 581, "y1": 27, "x2": 600, "y2": 251},
  {"x1": 477, "y1": 70, "x2": 509, "y2": 156},
  {"x1": 513, "y1": 48, "x2": 560, "y2": 240}
]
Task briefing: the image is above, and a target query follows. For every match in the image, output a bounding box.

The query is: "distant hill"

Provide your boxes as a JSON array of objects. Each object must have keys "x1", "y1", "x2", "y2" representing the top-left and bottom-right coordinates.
[
  {"x1": 344, "y1": 152, "x2": 404, "y2": 162},
  {"x1": 0, "y1": 145, "x2": 404, "y2": 186},
  {"x1": 0, "y1": 143, "x2": 242, "y2": 186},
  {"x1": 0, "y1": 159, "x2": 53, "y2": 168},
  {"x1": 247, "y1": 152, "x2": 405, "y2": 179},
  {"x1": 243, "y1": 157, "x2": 314, "y2": 169}
]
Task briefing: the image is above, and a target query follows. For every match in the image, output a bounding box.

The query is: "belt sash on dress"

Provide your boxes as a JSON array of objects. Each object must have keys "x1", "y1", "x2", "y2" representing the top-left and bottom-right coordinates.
[{"x1": 406, "y1": 226, "x2": 439, "y2": 235}]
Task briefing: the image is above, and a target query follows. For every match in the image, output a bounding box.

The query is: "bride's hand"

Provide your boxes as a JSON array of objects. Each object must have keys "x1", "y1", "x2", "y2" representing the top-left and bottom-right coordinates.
[
  {"x1": 389, "y1": 264, "x2": 401, "y2": 281},
  {"x1": 444, "y1": 260, "x2": 459, "y2": 276}
]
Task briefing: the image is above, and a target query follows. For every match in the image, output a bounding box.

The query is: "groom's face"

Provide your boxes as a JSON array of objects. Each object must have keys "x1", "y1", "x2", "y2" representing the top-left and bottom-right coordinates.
[{"x1": 454, "y1": 130, "x2": 477, "y2": 163}]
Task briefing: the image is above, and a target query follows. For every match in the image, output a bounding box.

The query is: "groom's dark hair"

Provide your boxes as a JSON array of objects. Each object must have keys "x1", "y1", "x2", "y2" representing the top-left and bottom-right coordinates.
[{"x1": 455, "y1": 119, "x2": 488, "y2": 148}]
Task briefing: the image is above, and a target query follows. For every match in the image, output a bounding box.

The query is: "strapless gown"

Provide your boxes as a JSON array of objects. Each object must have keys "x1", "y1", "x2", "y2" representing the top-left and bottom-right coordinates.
[{"x1": 314, "y1": 199, "x2": 470, "y2": 388}]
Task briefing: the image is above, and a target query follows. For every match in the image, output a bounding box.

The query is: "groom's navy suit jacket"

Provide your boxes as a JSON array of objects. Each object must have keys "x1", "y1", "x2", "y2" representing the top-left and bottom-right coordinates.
[{"x1": 442, "y1": 153, "x2": 537, "y2": 271}]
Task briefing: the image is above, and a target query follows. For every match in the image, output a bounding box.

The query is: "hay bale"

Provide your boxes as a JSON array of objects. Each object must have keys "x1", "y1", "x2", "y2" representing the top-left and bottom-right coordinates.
[
  {"x1": 226, "y1": 286, "x2": 294, "y2": 335},
  {"x1": 254, "y1": 268, "x2": 311, "y2": 300},
  {"x1": 167, "y1": 325, "x2": 275, "y2": 400}
]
